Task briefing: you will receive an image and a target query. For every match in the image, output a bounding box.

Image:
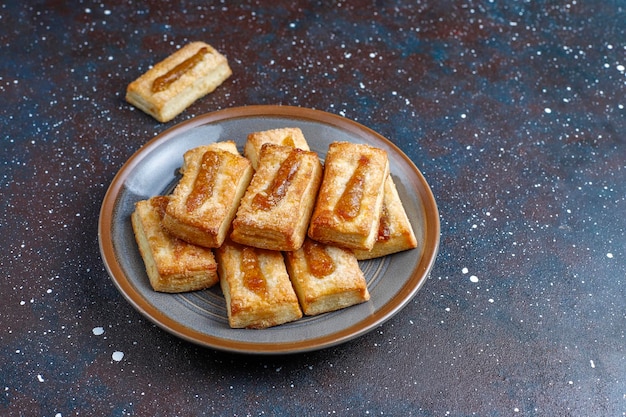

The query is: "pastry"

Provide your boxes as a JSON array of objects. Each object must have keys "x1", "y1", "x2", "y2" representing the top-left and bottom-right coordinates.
[
  {"x1": 353, "y1": 174, "x2": 418, "y2": 259},
  {"x1": 131, "y1": 196, "x2": 219, "y2": 293},
  {"x1": 308, "y1": 142, "x2": 389, "y2": 251},
  {"x1": 126, "y1": 41, "x2": 232, "y2": 122},
  {"x1": 163, "y1": 142, "x2": 253, "y2": 248},
  {"x1": 284, "y1": 238, "x2": 370, "y2": 315},
  {"x1": 215, "y1": 240, "x2": 302, "y2": 329},
  {"x1": 230, "y1": 144, "x2": 323, "y2": 251},
  {"x1": 244, "y1": 127, "x2": 310, "y2": 170}
]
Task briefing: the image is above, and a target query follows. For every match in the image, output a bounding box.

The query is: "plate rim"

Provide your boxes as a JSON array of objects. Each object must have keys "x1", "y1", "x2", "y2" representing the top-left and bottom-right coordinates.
[{"x1": 98, "y1": 104, "x2": 440, "y2": 354}]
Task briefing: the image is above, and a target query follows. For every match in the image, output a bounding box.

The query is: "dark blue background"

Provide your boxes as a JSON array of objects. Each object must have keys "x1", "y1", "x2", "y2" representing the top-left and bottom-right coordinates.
[{"x1": 1, "y1": 1, "x2": 624, "y2": 415}]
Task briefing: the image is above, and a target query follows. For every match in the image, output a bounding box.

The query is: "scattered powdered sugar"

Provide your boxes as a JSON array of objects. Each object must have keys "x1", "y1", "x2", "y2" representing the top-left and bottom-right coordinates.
[
  {"x1": 92, "y1": 327, "x2": 104, "y2": 336},
  {"x1": 112, "y1": 351, "x2": 124, "y2": 362}
]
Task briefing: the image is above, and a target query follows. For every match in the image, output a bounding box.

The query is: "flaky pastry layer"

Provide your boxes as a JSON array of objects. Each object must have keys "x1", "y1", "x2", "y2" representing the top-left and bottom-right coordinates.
[{"x1": 131, "y1": 196, "x2": 218, "y2": 293}]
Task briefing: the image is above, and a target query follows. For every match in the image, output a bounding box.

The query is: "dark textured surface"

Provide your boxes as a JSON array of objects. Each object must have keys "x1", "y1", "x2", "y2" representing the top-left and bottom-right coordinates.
[{"x1": 2, "y1": 1, "x2": 625, "y2": 416}]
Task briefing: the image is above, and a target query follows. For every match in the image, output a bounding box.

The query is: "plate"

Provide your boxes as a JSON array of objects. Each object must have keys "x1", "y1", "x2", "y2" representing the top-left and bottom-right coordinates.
[{"x1": 98, "y1": 105, "x2": 440, "y2": 354}]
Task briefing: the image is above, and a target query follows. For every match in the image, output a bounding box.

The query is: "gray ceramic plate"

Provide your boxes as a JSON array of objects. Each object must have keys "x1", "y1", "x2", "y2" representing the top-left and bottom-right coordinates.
[{"x1": 99, "y1": 105, "x2": 440, "y2": 354}]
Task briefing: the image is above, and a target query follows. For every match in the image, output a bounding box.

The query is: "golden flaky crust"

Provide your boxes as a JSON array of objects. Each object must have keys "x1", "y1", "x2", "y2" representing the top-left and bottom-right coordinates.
[
  {"x1": 244, "y1": 127, "x2": 310, "y2": 170},
  {"x1": 163, "y1": 142, "x2": 253, "y2": 248},
  {"x1": 353, "y1": 174, "x2": 418, "y2": 260},
  {"x1": 215, "y1": 240, "x2": 302, "y2": 329},
  {"x1": 131, "y1": 196, "x2": 219, "y2": 293},
  {"x1": 126, "y1": 41, "x2": 232, "y2": 122},
  {"x1": 231, "y1": 144, "x2": 323, "y2": 251},
  {"x1": 284, "y1": 238, "x2": 370, "y2": 316},
  {"x1": 308, "y1": 142, "x2": 389, "y2": 251}
]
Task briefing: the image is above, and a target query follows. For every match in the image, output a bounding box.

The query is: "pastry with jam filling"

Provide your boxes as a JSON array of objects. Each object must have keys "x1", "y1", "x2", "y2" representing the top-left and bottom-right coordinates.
[
  {"x1": 131, "y1": 196, "x2": 219, "y2": 293},
  {"x1": 353, "y1": 174, "x2": 418, "y2": 260},
  {"x1": 284, "y1": 238, "x2": 370, "y2": 316},
  {"x1": 215, "y1": 240, "x2": 302, "y2": 329},
  {"x1": 163, "y1": 141, "x2": 253, "y2": 248},
  {"x1": 126, "y1": 41, "x2": 232, "y2": 122},
  {"x1": 244, "y1": 127, "x2": 310, "y2": 170},
  {"x1": 231, "y1": 143, "x2": 323, "y2": 251},
  {"x1": 308, "y1": 142, "x2": 389, "y2": 251}
]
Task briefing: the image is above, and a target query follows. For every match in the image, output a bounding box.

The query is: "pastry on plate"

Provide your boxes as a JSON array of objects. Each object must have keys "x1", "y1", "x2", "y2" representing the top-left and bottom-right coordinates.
[
  {"x1": 244, "y1": 127, "x2": 310, "y2": 170},
  {"x1": 284, "y1": 238, "x2": 370, "y2": 316},
  {"x1": 163, "y1": 142, "x2": 253, "y2": 248},
  {"x1": 215, "y1": 240, "x2": 302, "y2": 329},
  {"x1": 308, "y1": 141, "x2": 389, "y2": 251},
  {"x1": 126, "y1": 41, "x2": 232, "y2": 122},
  {"x1": 353, "y1": 174, "x2": 418, "y2": 260},
  {"x1": 131, "y1": 196, "x2": 219, "y2": 293},
  {"x1": 231, "y1": 144, "x2": 322, "y2": 251}
]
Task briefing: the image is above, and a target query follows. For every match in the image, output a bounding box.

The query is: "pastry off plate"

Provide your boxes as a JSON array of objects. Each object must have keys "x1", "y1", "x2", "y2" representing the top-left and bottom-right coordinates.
[{"x1": 98, "y1": 105, "x2": 440, "y2": 354}]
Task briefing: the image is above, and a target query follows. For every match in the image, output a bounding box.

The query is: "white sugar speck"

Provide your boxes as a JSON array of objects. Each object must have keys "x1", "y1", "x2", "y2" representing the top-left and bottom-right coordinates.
[
  {"x1": 37, "y1": 374, "x2": 44, "y2": 383},
  {"x1": 470, "y1": 275, "x2": 479, "y2": 283},
  {"x1": 112, "y1": 351, "x2": 124, "y2": 362},
  {"x1": 606, "y1": 253, "x2": 613, "y2": 258},
  {"x1": 462, "y1": 267, "x2": 469, "y2": 274},
  {"x1": 544, "y1": 108, "x2": 552, "y2": 114},
  {"x1": 92, "y1": 327, "x2": 104, "y2": 336},
  {"x1": 590, "y1": 360, "x2": 595, "y2": 368}
]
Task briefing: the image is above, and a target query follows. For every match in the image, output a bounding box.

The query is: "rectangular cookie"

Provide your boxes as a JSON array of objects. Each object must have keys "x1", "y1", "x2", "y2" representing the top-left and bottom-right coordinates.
[
  {"x1": 353, "y1": 174, "x2": 418, "y2": 260},
  {"x1": 230, "y1": 144, "x2": 323, "y2": 251},
  {"x1": 131, "y1": 196, "x2": 219, "y2": 293},
  {"x1": 215, "y1": 240, "x2": 302, "y2": 329},
  {"x1": 284, "y1": 238, "x2": 370, "y2": 316},
  {"x1": 308, "y1": 142, "x2": 389, "y2": 251},
  {"x1": 244, "y1": 127, "x2": 310, "y2": 170},
  {"x1": 126, "y1": 41, "x2": 232, "y2": 122},
  {"x1": 163, "y1": 142, "x2": 253, "y2": 248}
]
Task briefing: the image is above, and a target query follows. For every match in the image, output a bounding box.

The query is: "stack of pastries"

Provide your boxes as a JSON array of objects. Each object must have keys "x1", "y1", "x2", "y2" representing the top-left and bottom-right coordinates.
[{"x1": 131, "y1": 127, "x2": 418, "y2": 329}]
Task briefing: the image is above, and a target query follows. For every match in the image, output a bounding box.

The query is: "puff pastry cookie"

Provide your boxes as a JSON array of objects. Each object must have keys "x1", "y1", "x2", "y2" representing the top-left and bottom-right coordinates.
[
  {"x1": 231, "y1": 144, "x2": 323, "y2": 251},
  {"x1": 308, "y1": 142, "x2": 389, "y2": 251},
  {"x1": 244, "y1": 127, "x2": 310, "y2": 170},
  {"x1": 215, "y1": 240, "x2": 302, "y2": 329},
  {"x1": 131, "y1": 196, "x2": 219, "y2": 293},
  {"x1": 163, "y1": 142, "x2": 253, "y2": 248},
  {"x1": 284, "y1": 238, "x2": 370, "y2": 316},
  {"x1": 353, "y1": 174, "x2": 418, "y2": 259},
  {"x1": 126, "y1": 41, "x2": 232, "y2": 122}
]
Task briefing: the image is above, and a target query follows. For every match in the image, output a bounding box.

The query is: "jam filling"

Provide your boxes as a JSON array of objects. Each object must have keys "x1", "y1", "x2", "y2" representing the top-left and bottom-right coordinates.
[
  {"x1": 241, "y1": 246, "x2": 268, "y2": 296},
  {"x1": 335, "y1": 155, "x2": 369, "y2": 220},
  {"x1": 377, "y1": 204, "x2": 391, "y2": 241},
  {"x1": 186, "y1": 151, "x2": 220, "y2": 212},
  {"x1": 252, "y1": 149, "x2": 301, "y2": 210},
  {"x1": 303, "y1": 239, "x2": 335, "y2": 278},
  {"x1": 152, "y1": 46, "x2": 209, "y2": 93}
]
